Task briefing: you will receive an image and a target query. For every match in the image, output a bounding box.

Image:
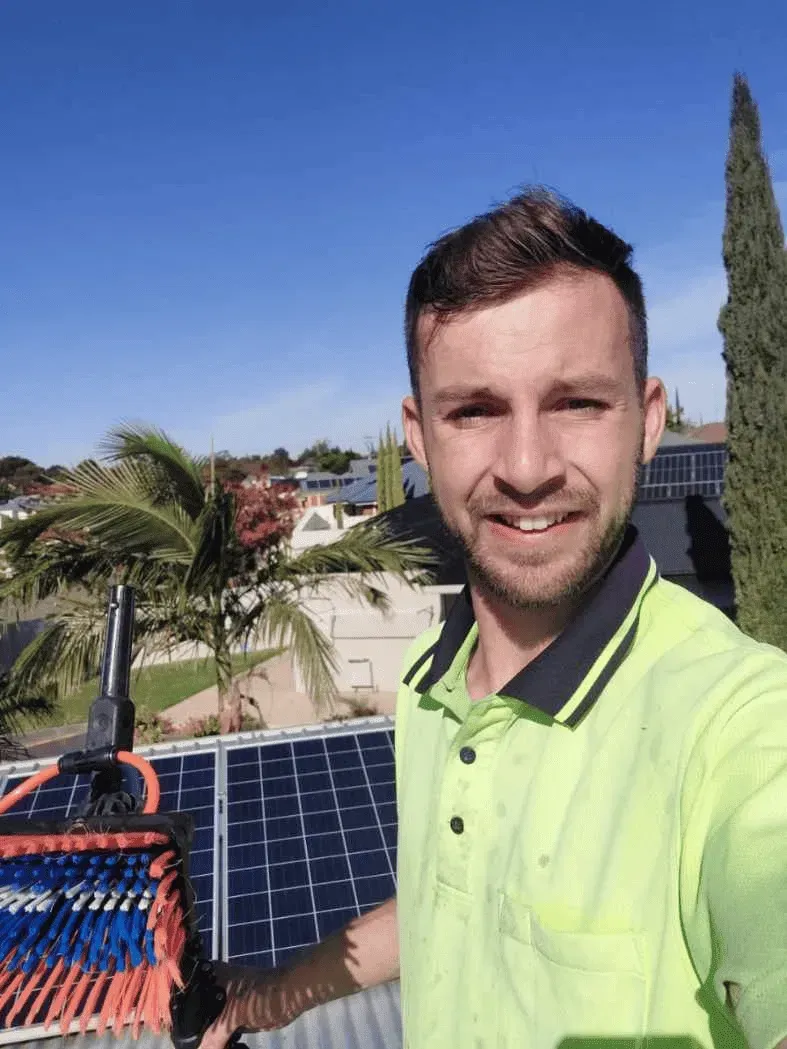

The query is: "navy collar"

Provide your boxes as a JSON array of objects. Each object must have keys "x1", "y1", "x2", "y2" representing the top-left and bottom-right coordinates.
[{"x1": 411, "y1": 525, "x2": 657, "y2": 727}]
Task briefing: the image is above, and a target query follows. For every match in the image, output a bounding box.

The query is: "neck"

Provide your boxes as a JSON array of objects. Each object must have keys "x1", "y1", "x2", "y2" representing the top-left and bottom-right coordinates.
[{"x1": 465, "y1": 584, "x2": 580, "y2": 701}]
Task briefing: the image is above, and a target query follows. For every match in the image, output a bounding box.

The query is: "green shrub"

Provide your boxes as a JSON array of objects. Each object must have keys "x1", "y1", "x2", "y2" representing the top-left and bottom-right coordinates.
[{"x1": 134, "y1": 705, "x2": 174, "y2": 745}]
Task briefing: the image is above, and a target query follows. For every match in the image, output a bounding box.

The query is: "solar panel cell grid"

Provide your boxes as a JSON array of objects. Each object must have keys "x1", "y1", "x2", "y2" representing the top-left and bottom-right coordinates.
[
  {"x1": 638, "y1": 446, "x2": 727, "y2": 501},
  {"x1": 225, "y1": 729, "x2": 397, "y2": 970}
]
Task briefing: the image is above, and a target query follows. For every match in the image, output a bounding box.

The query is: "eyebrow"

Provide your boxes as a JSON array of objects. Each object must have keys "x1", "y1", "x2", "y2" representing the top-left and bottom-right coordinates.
[
  {"x1": 432, "y1": 385, "x2": 501, "y2": 406},
  {"x1": 431, "y1": 374, "x2": 625, "y2": 406},
  {"x1": 548, "y1": 374, "x2": 625, "y2": 398}
]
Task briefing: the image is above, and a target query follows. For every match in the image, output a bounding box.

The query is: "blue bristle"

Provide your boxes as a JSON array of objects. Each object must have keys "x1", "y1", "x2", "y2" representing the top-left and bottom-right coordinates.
[
  {"x1": 144, "y1": 927, "x2": 156, "y2": 965},
  {"x1": 90, "y1": 909, "x2": 113, "y2": 970}
]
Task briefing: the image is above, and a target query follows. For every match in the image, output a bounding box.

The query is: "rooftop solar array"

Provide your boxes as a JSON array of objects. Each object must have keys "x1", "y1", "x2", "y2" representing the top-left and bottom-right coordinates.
[
  {"x1": 0, "y1": 719, "x2": 397, "y2": 1004},
  {"x1": 224, "y1": 727, "x2": 396, "y2": 969},
  {"x1": 638, "y1": 444, "x2": 727, "y2": 502}
]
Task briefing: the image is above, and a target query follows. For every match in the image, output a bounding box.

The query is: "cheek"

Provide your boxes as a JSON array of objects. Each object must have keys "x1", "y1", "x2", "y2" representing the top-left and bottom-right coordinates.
[
  {"x1": 564, "y1": 431, "x2": 638, "y2": 499},
  {"x1": 429, "y1": 433, "x2": 491, "y2": 492}
]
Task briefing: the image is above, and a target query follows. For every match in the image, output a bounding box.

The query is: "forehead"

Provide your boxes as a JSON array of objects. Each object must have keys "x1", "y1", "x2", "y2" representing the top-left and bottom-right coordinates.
[{"x1": 416, "y1": 272, "x2": 634, "y2": 390}]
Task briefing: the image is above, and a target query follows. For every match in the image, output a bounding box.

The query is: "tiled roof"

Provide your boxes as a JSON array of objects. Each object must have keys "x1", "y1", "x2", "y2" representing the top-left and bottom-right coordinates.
[
  {"x1": 689, "y1": 422, "x2": 727, "y2": 444},
  {"x1": 631, "y1": 496, "x2": 729, "y2": 578}
]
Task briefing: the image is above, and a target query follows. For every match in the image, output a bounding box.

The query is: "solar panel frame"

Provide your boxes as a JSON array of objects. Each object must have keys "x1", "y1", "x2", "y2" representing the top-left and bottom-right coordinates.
[{"x1": 220, "y1": 719, "x2": 397, "y2": 970}]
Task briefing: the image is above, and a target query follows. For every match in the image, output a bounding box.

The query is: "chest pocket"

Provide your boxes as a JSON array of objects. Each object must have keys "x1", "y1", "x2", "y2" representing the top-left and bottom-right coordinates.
[{"x1": 498, "y1": 893, "x2": 648, "y2": 1048}]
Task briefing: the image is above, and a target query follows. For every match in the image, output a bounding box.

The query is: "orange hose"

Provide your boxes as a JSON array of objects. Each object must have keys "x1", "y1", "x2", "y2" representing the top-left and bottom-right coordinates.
[
  {"x1": 0, "y1": 751, "x2": 160, "y2": 815},
  {"x1": 0, "y1": 764, "x2": 59, "y2": 814},
  {"x1": 116, "y1": 752, "x2": 160, "y2": 814}
]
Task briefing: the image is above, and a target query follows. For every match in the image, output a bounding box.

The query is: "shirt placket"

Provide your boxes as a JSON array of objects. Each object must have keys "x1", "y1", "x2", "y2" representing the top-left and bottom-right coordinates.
[{"x1": 434, "y1": 701, "x2": 510, "y2": 893}]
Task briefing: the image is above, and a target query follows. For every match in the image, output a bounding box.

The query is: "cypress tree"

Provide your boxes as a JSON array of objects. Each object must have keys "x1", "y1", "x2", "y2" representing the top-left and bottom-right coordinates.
[
  {"x1": 390, "y1": 428, "x2": 405, "y2": 509},
  {"x1": 718, "y1": 73, "x2": 787, "y2": 649},
  {"x1": 376, "y1": 431, "x2": 389, "y2": 513},
  {"x1": 387, "y1": 426, "x2": 396, "y2": 510}
]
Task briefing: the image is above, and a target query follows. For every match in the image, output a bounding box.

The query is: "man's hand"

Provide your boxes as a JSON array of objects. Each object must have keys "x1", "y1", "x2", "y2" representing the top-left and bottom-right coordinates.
[
  {"x1": 200, "y1": 898, "x2": 399, "y2": 1049},
  {"x1": 200, "y1": 963, "x2": 304, "y2": 1049}
]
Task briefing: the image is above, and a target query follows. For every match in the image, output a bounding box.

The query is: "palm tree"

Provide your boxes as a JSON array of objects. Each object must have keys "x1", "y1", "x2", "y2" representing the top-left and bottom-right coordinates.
[
  {"x1": 0, "y1": 425, "x2": 430, "y2": 732},
  {"x1": 0, "y1": 666, "x2": 52, "y2": 753}
]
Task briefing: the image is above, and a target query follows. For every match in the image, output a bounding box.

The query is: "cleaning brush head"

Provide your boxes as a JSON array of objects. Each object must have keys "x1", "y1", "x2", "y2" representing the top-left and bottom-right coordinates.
[{"x1": 0, "y1": 810, "x2": 196, "y2": 1039}]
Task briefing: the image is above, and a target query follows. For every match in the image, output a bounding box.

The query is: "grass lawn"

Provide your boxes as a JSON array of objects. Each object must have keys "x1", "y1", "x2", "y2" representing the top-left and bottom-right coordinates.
[{"x1": 37, "y1": 649, "x2": 281, "y2": 727}]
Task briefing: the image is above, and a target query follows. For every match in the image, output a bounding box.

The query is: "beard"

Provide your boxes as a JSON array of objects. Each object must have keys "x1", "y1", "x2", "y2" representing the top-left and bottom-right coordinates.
[{"x1": 436, "y1": 457, "x2": 641, "y2": 612}]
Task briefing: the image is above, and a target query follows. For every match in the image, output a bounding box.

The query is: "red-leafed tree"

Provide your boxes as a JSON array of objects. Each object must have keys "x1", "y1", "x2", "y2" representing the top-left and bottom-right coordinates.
[{"x1": 227, "y1": 482, "x2": 299, "y2": 551}]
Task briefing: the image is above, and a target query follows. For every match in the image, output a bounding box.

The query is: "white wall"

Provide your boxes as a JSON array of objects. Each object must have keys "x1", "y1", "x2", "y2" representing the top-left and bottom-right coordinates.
[
  {"x1": 0, "y1": 508, "x2": 28, "y2": 530},
  {"x1": 293, "y1": 573, "x2": 444, "y2": 694}
]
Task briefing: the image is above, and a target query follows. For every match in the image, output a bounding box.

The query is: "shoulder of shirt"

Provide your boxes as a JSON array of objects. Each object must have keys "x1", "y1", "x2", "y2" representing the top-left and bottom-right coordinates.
[
  {"x1": 397, "y1": 622, "x2": 444, "y2": 689},
  {"x1": 643, "y1": 575, "x2": 787, "y2": 711}
]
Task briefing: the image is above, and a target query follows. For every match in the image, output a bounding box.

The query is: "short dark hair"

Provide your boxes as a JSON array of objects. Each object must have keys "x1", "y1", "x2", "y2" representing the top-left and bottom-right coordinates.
[{"x1": 404, "y1": 187, "x2": 647, "y2": 401}]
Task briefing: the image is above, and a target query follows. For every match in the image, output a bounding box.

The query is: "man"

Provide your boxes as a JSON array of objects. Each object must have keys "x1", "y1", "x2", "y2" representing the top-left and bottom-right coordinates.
[{"x1": 203, "y1": 189, "x2": 787, "y2": 1049}]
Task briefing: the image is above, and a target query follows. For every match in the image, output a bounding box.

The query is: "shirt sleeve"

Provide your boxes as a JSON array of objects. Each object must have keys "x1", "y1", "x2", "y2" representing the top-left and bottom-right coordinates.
[{"x1": 680, "y1": 660, "x2": 787, "y2": 1049}]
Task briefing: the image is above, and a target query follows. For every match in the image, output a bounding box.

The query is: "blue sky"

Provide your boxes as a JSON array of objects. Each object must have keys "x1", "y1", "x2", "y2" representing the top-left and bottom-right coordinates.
[{"x1": 3, "y1": 0, "x2": 787, "y2": 466}]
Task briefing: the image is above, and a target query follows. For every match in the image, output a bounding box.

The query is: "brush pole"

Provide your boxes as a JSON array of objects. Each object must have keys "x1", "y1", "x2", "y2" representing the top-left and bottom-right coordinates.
[
  {"x1": 99, "y1": 584, "x2": 135, "y2": 701},
  {"x1": 84, "y1": 585, "x2": 136, "y2": 754}
]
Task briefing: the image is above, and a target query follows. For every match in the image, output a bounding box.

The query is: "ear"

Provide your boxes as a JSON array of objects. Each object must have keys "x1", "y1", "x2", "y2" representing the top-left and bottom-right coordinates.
[
  {"x1": 402, "y1": 395, "x2": 428, "y2": 471},
  {"x1": 641, "y1": 378, "x2": 667, "y2": 464}
]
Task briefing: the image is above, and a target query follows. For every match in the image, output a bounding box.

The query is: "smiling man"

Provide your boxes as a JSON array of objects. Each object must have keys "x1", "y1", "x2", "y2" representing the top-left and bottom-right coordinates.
[{"x1": 204, "y1": 189, "x2": 787, "y2": 1049}]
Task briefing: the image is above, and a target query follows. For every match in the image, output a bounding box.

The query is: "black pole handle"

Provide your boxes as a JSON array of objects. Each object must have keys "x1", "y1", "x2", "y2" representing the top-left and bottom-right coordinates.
[{"x1": 84, "y1": 584, "x2": 137, "y2": 753}]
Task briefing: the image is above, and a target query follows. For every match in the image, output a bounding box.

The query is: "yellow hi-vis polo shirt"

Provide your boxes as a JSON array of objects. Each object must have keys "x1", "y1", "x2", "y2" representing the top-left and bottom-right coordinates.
[{"x1": 394, "y1": 527, "x2": 787, "y2": 1049}]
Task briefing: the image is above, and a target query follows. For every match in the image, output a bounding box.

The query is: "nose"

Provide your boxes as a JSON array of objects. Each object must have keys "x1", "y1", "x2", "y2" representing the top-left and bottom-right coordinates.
[{"x1": 494, "y1": 413, "x2": 566, "y2": 496}]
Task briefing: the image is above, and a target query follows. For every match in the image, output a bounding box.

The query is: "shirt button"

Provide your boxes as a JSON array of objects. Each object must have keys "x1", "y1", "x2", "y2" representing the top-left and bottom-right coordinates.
[
  {"x1": 459, "y1": 747, "x2": 476, "y2": 764},
  {"x1": 450, "y1": 816, "x2": 465, "y2": 834}
]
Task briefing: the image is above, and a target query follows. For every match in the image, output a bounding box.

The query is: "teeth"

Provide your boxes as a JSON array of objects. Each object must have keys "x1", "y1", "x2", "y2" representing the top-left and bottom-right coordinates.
[{"x1": 504, "y1": 512, "x2": 568, "y2": 532}]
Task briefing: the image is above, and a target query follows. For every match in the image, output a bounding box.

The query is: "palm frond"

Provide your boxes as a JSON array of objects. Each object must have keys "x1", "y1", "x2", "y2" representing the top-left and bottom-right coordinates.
[
  {"x1": 281, "y1": 521, "x2": 434, "y2": 596},
  {"x1": 99, "y1": 423, "x2": 208, "y2": 519},
  {"x1": 257, "y1": 593, "x2": 338, "y2": 715},
  {"x1": 185, "y1": 490, "x2": 239, "y2": 594},
  {"x1": 0, "y1": 461, "x2": 197, "y2": 564},
  {"x1": 0, "y1": 670, "x2": 53, "y2": 737}
]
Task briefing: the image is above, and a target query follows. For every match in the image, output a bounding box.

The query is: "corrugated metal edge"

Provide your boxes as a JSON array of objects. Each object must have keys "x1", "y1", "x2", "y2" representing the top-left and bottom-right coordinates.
[
  {"x1": 1, "y1": 982, "x2": 403, "y2": 1049},
  {"x1": 255, "y1": 982, "x2": 402, "y2": 1049}
]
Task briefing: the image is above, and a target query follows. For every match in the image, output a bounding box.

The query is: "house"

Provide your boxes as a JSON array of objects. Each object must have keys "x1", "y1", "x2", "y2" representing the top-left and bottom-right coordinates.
[
  {"x1": 324, "y1": 459, "x2": 429, "y2": 513},
  {"x1": 295, "y1": 458, "x2": 379, "y2": 505},
  {"x1": 0, "y1": 496, "x2": 38, "y2": 529}
]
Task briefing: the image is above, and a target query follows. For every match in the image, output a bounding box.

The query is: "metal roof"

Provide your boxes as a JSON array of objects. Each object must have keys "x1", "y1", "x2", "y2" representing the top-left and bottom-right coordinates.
[
  {"x1": 326, "y1": 461, "x2": 428, "y2": 506},
  {"x1": 8, "y1": 983, "x2": 402, "y2": 1049}
]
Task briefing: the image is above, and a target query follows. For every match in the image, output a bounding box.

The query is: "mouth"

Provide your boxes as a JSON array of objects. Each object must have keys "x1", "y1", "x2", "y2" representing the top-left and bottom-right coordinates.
[{"x1": 489, "y1": 510, "x2": 580, "y2": 534}]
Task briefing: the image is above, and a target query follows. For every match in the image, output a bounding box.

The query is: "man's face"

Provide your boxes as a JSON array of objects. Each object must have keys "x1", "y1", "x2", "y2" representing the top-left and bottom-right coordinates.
[{"x1": 403, "y1": 272, "x2": 665, "y2": 609}]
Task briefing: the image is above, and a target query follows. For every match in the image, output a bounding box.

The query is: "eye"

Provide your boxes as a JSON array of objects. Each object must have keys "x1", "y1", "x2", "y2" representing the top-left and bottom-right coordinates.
[
  {"x1": 448, "y1": 404, "x2": 496, "y2": 426},
  {"x1": 560, "y1": 398, "x2": 606, "y2": 413}
]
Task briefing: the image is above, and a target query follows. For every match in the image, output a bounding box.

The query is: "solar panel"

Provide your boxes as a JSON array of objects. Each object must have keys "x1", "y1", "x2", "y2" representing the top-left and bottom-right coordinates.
[
  {"x1": 638, "y1": 445, "x2": 727, "y2": 501},
  {"x1": 223, "y1": 727, "x2": 397, "y2": 969},
  {"x1": 0, "y1": 748, "x2": 219, "y2": 958}
]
